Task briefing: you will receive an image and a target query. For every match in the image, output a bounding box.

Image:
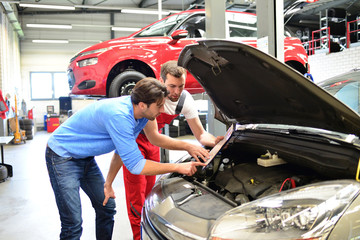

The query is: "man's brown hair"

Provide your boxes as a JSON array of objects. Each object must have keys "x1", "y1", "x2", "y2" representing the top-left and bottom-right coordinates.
[
  {"x1": 131, "y1": 77, "x2": 168, "y2": 106},
  {"x1": 160, "y1": 60, "x2": 187, "y2": 82}
]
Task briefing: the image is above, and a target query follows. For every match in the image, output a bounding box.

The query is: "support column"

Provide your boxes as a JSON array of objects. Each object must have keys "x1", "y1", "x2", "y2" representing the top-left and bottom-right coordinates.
[
  {"x1": 256, "y1": 0, "x2": 284, "y2": 62},
  {"x1": 205, "y1": 0, "x2": 226, "y2": 136},
  {"x1": 158, "y1": 0, "x2": 162, "y2": 20},
  {"x1": 110, "y1": 13, "x2": 115, "y2": 39},
  {"x1": 205, "y1": 0, "x2": 226, "y2": 39}
]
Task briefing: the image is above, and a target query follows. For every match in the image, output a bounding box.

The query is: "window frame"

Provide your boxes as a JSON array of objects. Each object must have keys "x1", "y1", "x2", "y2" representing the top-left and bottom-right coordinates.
[{"x1": 30, "y1": 71, "x2": 69, "y2": 101}]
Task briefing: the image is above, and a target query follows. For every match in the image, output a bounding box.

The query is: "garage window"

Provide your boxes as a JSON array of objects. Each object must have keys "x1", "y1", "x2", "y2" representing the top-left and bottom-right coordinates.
[{"x1": 30, "y1": 72, "x2": 69, "y2": 100}]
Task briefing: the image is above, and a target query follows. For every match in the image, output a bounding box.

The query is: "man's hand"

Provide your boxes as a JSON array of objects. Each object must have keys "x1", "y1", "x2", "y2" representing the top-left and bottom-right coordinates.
[
  {"x1": 103, "y1": 183, "x2": 116, "y2": 206},
  {"x1": 176, "y1": 161, "x2": 206, "y2": 176},
  {"x1": 185, "y1": 143, "x2": 210, "y2": 163},
  {"x1": 214, "y1": 136, "x2": 224, "y2": 145}
]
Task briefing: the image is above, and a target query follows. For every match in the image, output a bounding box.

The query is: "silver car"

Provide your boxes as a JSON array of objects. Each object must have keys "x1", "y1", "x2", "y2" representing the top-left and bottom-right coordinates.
[
  {"x1": 318, "y1": 68, "x2": 360, "y2": 115},
  {"x1": 141, "y1": 40, "x2": 360, "y2": 240}
]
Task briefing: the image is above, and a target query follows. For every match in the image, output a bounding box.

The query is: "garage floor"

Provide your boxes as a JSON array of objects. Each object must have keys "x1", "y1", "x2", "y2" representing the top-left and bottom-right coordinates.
[{"x1": 0, "y1": 131, "x2": 193, "y2": 240}]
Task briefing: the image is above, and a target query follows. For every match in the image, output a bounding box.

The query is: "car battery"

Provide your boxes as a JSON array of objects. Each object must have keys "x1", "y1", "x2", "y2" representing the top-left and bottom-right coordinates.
[{"x1": 47, "y1": 115, "x2": 60, "y2": 133}]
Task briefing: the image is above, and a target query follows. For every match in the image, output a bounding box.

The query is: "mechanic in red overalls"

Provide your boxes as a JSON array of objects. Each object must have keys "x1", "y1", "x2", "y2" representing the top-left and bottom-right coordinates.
[{"x1": 123, "y1": 60, "x2": 223, "y2": 240}]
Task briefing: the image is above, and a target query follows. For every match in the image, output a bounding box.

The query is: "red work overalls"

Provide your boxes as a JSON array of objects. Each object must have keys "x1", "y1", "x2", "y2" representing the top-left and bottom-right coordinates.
[{"x1": 123, "y1": 113, "x2": 178, "y2": 240}]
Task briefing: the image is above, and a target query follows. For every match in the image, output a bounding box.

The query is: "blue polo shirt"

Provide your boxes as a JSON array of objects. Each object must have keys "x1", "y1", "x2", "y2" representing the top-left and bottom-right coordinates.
[{"x1": 47, "y1": 96, "x2": 148, "y2": 174}]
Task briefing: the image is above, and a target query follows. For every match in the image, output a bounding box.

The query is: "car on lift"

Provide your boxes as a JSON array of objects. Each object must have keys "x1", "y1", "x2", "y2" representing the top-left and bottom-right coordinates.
[
  {"x1": 67, "y1": 9, "x2": 309, "y2": 98},
  {"x1": 140, "y1": 40, "x2": 360, "y2": 240}
]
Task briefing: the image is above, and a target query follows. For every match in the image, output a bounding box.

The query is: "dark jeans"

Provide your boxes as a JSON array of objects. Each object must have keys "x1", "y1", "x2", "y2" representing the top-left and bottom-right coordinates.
[{"x1": 45, "y1": 146, "x2": 116, "y2": 240}]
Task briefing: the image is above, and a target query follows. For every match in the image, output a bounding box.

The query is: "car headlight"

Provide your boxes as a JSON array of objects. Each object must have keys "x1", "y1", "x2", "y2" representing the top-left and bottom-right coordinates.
[
  {"x1": 77, "y1": 57, "x2": 98, "y2": 67},
  {"x1": 209, "y1": 180, "x2": 360, "y2": 240}
]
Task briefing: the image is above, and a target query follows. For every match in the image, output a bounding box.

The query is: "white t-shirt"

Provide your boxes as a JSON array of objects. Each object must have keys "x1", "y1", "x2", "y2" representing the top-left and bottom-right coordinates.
[{"x1": 163, "y1": 90, "x2": 198, "y2": 119}]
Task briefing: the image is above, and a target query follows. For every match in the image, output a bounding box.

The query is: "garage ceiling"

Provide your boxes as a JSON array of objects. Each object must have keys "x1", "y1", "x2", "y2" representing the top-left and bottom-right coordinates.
[
  {"x1": 1, "y1": 0, "x2": 360, "y2": 54},
  {"x1": 1, "y1": 0, "x2": 211, "y2": 53}
]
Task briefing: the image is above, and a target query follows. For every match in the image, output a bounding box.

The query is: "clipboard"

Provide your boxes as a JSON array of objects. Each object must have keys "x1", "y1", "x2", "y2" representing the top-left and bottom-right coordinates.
[{"x1": 202, "y1": 124, "x2": 235, "y2": 169}]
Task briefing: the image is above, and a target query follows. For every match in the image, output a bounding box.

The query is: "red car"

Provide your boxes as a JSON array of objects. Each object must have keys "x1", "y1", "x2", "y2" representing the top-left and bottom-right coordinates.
[{"x1": 68, "y1": 9, "x2": 309, "y2": 97}]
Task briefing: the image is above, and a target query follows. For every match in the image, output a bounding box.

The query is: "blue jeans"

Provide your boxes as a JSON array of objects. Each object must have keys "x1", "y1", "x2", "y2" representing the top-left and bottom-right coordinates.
[{"x1": 45, "y1": 146, "x2": 116, "y2": 240}]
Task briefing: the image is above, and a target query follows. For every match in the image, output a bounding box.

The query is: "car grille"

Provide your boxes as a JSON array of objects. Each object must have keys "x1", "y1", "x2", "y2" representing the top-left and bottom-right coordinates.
[{"x1": 67, "y1": 69, "x2": 75, "y2": 90}]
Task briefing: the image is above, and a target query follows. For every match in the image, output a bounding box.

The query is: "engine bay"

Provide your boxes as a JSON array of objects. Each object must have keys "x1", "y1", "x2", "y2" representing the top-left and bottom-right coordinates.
[
  {"x1": 184, "y1": 155, "x2": 320, "y2": 206},
  {"x1": 166, "y1": 127, "x2": 360, "y2": 209},
  {"x1": 174, "y1": 140, "x2": 358, "y2": 207}
]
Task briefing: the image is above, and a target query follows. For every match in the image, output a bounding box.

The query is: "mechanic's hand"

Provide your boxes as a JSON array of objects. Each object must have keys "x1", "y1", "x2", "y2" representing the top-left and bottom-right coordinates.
[
  {"x1": 186, "y1": 143, "x2": 210, "y2": 163},
  {"x1": 214, "y1": 136, "x2": 224, "y2": 145},
  {"x1": 177, "y1": 161, "x2": 206, "y2": 176},
  {"x1": 103, "y1": 183, "x2": 116, "y2": 206}
]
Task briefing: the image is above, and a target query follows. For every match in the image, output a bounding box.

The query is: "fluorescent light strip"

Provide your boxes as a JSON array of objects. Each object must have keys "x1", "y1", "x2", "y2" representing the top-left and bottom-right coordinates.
[
  {"x1": 19, "y1": 3, "x2": 75, "y2": 10},
  {"x1": 26, "y1": 23, "x2": 140, "y2": 32},
  {"x1": 32, "y1": 40, "x2": 69, "y2": 44},
  {"x1": 69, "y1": 39, "x2": 103, "y2": 43},
  {"x1": 121, "y1": 8, "x2": 170, "y2": 15},
  {"x1": 17, "y1": 3, "x2": 177, "y2": 14},
  {"x1": 27, "y1": 24, "x2": 72, "y2": 29},
  {"x1": 73, "y1": 4, "x2": 122, "y2": 10},
  {"x1": 111, "y1": 27, "x2": 141, "y2": 32}
]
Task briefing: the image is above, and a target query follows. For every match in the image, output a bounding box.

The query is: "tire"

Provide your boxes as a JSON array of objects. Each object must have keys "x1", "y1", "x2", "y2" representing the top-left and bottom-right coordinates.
[
  {"x1": 21, "y1": 125, "x2": 33, "y2": 131},
  {"x1": 0, "y1": 165, "x2": 8, "y2": 182},
  {"x1": 26, "y1": 135, "x2": 33, "y2": 140},
  {"x1": 19, "y1": 119, "x2": 33, "y2": 130},
  {"x1": 19, "y1": 119, "x2": 33, "y2": 125},
  {"x1": 108, "y1": 70, "x2": 146, "y2": 97}
]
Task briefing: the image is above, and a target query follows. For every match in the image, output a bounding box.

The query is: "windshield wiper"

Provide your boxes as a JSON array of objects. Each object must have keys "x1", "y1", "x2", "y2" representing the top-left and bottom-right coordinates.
[
  {"x1": 242, "y1": 124, "x2": 360, "y2": 147},
  {"x1": 286, "y1": 129, "x2": 358, "y2": 146}
]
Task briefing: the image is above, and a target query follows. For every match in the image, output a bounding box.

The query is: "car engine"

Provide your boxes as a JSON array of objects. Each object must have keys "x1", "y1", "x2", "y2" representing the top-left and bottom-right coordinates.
[{"x1": 178, "y1": 145, "x2": 329, "y2": 206}]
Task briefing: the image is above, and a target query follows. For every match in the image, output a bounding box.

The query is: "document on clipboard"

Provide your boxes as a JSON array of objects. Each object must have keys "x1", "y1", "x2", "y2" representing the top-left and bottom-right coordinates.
[{"x1": 202, "y1": 124, "x2": 235, "y2": 169}]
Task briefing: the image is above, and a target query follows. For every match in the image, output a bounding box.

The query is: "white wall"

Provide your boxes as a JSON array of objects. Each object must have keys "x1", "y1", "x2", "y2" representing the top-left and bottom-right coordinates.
[
  {"x1": 21, "y1": 52, "x2": 97, "y2": 129},
  {"x1": 309, "y1": 44, "x2": 360, "y2": 83}
]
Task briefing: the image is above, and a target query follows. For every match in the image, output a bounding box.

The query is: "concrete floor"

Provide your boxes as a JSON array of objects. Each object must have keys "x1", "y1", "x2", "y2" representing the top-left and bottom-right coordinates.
[{"x1": 0, "y1": 131, "x2": 193, "y2": 240}]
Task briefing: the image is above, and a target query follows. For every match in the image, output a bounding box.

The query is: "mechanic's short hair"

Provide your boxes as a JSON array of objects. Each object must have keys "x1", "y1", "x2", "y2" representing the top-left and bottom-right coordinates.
[
  {"x1": 160, "y1": 60, "x2": 187, "y2": 82},
  {"x1": 131, "y1": 77, "x2": 168, "y2": 106}
]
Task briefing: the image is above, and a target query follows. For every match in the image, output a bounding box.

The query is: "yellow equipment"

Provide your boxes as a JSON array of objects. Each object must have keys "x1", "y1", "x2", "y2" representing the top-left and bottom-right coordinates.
[{"x1": 13, "y1": 95, "x2": 23, "y2": 144}]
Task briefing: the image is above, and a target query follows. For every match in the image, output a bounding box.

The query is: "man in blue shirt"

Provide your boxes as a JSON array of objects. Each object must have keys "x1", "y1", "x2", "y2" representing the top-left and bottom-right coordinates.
[{"x1": 46, "y1": 78, "x2": 208, "y2": 240}]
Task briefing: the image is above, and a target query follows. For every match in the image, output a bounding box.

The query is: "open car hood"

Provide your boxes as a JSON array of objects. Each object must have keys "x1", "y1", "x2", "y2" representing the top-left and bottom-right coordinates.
[{"x1": 178, "y1": 40, "x2": 360, "y2": 136}]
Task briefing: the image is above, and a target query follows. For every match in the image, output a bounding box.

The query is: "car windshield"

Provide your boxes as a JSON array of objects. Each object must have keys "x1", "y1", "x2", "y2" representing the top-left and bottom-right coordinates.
[
  {"x1": 227, "y1": 12, "x2": 257, "y2": 38},
  {"x1": 135, "y1": 13, "x2": 189, "y2": 37},
  {"x1": 176, "y1": 12, "x2": 258, "y2": 38},
  {"x1": 319, "y1": 70, "x2": 360, "y2": 115},
  {"x1": 134, "y1": 12, "x2": 257, "y2": 39}
]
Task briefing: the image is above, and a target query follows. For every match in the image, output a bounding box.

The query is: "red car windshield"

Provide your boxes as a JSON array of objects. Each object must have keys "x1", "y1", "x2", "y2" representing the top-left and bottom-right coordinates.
[
  {"x1": 135, "y1": 13, "x2": 190, "y2": 37},
  {"x1": 135, "y1": 12, "x2": 258, "y2": 39}
]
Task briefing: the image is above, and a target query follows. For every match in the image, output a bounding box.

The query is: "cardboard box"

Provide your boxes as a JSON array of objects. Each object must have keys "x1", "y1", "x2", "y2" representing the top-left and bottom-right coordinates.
[{"x1": 8, "y1": 118, "x2": 17, "y2": 132}]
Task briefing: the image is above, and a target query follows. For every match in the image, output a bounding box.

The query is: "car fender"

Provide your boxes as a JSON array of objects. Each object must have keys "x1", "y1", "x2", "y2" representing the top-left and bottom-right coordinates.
[{"x1": 103, "y1": 38, "x2": 171, "y2": 80}]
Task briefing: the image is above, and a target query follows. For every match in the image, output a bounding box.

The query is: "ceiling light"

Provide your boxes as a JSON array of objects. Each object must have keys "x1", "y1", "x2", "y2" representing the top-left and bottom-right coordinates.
[
  {"x1": 27, "y1": 24, "x2": 72, "y2": 29},
  {"x1": 121, "y1": 8, "x2": 170, "y2": 15},
  {"x1": 111, "y1": 27, "x2": 141, "y2": 32},
  {"x1": 19, "y1": 3, "x2": 75, "y2": 10},
  {"x1": 73, "y1": 4, "x2": 121, "y2": 10},
  {"x1": 32, "y1": 40, "x2": 69, "y2": 44},
  {"x1": 69, "y1": 39, "x2": 103, "y2": 43}
]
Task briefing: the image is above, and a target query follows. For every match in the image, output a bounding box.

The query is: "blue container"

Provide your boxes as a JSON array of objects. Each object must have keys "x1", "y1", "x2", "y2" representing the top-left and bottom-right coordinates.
[{"x1": 44, "y1": 115, "x2": 47, "y2": 131}]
